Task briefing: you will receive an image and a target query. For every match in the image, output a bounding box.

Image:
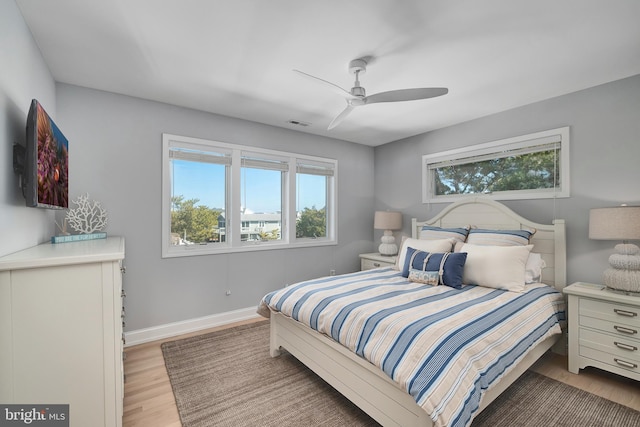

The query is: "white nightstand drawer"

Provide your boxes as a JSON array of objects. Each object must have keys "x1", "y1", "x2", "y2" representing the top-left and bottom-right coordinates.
[
  {"x1": 579, "y1": 328, "x2": 640, "y2": 362},
  {"x1": 359, "y1": 253, "x2": 396, "y2": 271},
  {"x1": 580, "y1": 298, "x2": 640, "y2": 327},
  {"x1": 580, "y1": 346, "x2": 640, "y2": 374},
  {"x1": 580, "y1": 313, "x2": 640, "y2": 338},
  {"x1": 361, "y1": 258, "x2": 388, "y2": 270}
]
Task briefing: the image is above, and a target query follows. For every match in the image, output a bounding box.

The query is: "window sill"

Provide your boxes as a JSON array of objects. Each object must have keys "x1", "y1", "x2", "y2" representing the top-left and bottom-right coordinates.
[{"x1": 162, "y1": 239, "x2": 337, "y2": 258}]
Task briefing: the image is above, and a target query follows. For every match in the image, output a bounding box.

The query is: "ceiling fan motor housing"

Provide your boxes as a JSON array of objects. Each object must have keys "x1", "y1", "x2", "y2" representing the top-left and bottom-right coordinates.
[{"x1": 351, "y1": 86, "x2": 366, "y2": 98}]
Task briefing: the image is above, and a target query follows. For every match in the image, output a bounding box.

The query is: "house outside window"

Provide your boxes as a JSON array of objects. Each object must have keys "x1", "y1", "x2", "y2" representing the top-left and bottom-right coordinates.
[
  {"x1": 162, "y1": 134, "x2": 337, "y2": 258},
  {"x1": 422, "y1": 127, "x2": 570, "y2": 203}
]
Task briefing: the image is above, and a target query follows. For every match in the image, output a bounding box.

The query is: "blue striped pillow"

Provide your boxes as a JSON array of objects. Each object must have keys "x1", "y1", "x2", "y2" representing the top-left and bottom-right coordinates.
[
  {"x1": 466, "y1": 228, "x2": 535, "y2": 246},
  {"x1": 420, "y1": 225, "x2": 470, "y2": 243}
]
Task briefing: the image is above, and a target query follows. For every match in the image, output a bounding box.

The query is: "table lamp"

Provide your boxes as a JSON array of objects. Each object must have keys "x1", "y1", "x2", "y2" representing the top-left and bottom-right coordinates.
[
  {"x1": 374, "y1": 211, "x2": 402, "y2": 256},
  {"x1": 589, "y1": 205, "x2": 640, "y2": 293}
]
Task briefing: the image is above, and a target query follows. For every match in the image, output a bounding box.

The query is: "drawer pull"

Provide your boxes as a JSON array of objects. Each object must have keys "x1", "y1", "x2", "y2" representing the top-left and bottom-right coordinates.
[
  {"x1": 614, "y1": 341, "x2": 638, "y2": 351},
  {"x1": 614, "y1": 325, "x2": 638, "y2": 335},
  {"x1": 614, "y1": 358, "x2": 638, "y2": 369},
  {"x1": 373, "y1": 262, "x2": 381, "y2": 267},
  {"x1": 614, "y1": 308, "x2": 638, "y2": 317}
]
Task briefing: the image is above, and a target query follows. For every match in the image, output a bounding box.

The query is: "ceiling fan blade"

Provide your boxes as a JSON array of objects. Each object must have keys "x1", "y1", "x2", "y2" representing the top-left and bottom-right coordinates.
[
  {"x1": 328, "y1": 104, "x2": 355, "y2": 130},
  {"x1": 293, "y1": 69, "x2": 355, "y2": 98},
  {"x1": 365, "y1": 88, "x2": 448, "y2": 104}
]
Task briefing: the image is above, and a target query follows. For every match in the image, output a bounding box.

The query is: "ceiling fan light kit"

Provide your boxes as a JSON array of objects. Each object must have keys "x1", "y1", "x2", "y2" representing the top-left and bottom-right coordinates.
[{"x1": 295, "y1": 57, "x2": 448, "y2": 130}]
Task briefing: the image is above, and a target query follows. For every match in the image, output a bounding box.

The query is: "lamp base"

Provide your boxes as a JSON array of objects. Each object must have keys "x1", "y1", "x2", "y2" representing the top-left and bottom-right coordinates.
[
  {"x1": 603, "y1": 243, "x2": 640, "y2": 293},
  {"x1": 604, "y1": 268, "x2": 640, "y2": 293},
  {"x1": 378, "y1": 230, "x2": 398, "y2": 256}
]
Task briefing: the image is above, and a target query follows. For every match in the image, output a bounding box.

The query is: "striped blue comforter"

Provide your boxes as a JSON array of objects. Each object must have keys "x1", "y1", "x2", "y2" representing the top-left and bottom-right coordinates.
[{"x1": 259, "y1": 267, "x2": 565, "y2": 427}]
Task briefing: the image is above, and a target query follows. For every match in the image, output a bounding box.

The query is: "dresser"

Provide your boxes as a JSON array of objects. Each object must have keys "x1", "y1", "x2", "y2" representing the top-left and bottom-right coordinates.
[
  {"x1": 0, "y1": 237, "x2": 126, "y2": 427},
  {"x1": 359, "y1": 252, "x2": 397, "y2": 271},
  {"x1": 564, "y1": 282, "x2": 640, "y2": 381}
]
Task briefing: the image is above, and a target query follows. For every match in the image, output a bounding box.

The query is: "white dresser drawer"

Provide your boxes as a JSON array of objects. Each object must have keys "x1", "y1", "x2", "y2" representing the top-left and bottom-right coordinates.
[{"x1": 580, "y1": 298, "x2": 640, "y2": 327}]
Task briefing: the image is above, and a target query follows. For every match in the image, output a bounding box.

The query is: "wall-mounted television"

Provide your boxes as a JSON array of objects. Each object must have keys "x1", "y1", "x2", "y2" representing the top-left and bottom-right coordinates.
[{"x1": 14, "y1": 99, "x2": 69, "y2": 209}]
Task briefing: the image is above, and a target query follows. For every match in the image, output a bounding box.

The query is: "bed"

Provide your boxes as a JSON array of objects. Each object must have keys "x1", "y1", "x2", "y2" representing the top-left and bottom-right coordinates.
[{"x1": 258, "y1": 198, "x2": 566, "y2": 427}]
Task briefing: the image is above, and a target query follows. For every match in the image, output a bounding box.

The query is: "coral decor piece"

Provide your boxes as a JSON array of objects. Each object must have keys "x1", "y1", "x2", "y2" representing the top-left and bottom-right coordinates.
[{"x1": 66, "y1": 193, "x2": 108, "y2": 234}]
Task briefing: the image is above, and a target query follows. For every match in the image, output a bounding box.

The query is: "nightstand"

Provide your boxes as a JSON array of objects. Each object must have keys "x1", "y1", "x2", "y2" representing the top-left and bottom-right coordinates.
[
  {"x1": 563, "y1": 282, "x2": 640, "y2": 381},
  {"x1": 359, "y1": 252, "x2": 397, "y2": 271}
]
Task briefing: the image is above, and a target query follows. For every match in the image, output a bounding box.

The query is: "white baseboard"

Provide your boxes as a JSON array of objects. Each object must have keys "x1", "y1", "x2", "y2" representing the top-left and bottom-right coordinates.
[{"x1": 124, "y1": 306, "x2": 261, "y2": 347}]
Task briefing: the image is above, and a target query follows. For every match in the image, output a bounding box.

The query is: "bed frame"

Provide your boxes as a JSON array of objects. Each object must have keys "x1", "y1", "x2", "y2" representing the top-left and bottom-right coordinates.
[{"x1": 269, "y1": 198, "x2": 566, "y2": 427}]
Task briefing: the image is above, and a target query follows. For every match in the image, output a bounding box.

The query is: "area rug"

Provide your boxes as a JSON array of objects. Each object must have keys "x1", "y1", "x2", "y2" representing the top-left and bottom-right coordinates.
[{"x1": 162, "y1": 321, "x2": 640, "y2": 427}]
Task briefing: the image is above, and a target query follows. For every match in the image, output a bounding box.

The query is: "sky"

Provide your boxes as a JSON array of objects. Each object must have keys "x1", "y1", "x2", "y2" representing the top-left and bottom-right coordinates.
[{"x1": 172, "y1": 160, "x2": 326, "y2": 213}]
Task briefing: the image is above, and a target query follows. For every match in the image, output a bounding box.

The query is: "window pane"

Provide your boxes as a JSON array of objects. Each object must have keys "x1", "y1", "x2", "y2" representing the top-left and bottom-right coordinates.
[
  {"x1": 296, "y1": 173, "x2": 328, "y2": 238},
  {"x1": 170, "y1": 158, "x2": 226, "y2": 245},
  {"x1": 241, "y1": 166, "x2": 283, "y2": 242},
  {"x1": 433, "y1": 148, "x2": 560, "y2": 196}
]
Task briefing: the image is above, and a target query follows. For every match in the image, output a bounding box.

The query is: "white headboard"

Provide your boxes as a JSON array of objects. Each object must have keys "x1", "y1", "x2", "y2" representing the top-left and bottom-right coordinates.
[{"x1": 411, "y1": 198, "x2": 566, "y2": 290}]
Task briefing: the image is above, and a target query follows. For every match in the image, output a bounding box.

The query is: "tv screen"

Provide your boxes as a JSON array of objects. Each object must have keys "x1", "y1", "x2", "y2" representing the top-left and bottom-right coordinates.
[{"x1": 24, "y1": 99, "x2": 69, "y2": 209}]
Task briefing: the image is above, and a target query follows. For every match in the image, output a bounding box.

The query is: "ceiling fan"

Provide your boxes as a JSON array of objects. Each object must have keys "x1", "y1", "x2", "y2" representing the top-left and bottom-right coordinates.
[{"x1": 294, "y1": 58, "x2": 448, "y2": 130}]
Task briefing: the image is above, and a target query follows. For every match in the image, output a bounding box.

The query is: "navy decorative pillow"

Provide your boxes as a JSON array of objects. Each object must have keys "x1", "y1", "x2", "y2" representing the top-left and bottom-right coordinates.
[{"x1": 401, "y1": 246, "x2": 467, "y2": 289}]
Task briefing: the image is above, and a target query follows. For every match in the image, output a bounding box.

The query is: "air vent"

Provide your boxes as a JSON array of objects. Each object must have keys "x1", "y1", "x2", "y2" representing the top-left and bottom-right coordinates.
[{"x1": 287, "y1": 120, "x2": 311, "y2": 127}]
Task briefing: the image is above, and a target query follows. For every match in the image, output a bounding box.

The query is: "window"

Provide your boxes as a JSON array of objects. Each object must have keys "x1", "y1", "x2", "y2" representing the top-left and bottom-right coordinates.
[
  {"x1": 168, "y1": 146, "x2": 229, "y2": 246},
  {"x1": 422, "y1": 127, "x2": 569, "y2": 203},
  {"x1": 162, "y1": 134, "x2": 337, "y2": 257},
  {"x1": 240, "y1": 152, "x2": 287, "y2": 242},
  {"x1": 296, "y1": 160, "x2": 335, "y2": 240}
]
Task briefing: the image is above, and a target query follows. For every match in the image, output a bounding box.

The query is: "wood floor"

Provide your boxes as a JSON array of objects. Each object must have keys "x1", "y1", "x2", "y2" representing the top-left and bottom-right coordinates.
[{"x1": 123, "y1": 318, "x2": 640, "y2": 427}]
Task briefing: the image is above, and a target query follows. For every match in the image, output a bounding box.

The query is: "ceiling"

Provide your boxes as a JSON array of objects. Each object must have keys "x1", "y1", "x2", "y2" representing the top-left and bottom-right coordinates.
[{"x1": 15, "y1": 0, "x2": 640, "y2": 147}]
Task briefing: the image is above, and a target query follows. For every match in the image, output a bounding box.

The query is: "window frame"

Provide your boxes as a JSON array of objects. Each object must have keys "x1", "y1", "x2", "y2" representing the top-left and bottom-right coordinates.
[
  {"x1": 162, "y1": 134, "x2": 337, "y2": 258},
  {"x1": 422, "y1": 127, "x2": 570, "y2": 203}
]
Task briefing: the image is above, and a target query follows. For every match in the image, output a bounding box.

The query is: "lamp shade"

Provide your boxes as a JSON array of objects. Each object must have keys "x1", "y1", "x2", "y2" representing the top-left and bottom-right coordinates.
[
  {"x1": 589, "y1": 206, "x2": 640, "y2": 240},
  {"x1": 374, "y1": 211, "x2": 402, "y2": 230}
]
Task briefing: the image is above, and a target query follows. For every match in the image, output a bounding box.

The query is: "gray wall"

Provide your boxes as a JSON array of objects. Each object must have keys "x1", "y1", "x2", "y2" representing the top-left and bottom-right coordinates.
[
  {"x1": 5, "y1": 0, "x2": 639, "y2": 335},
  {"x1": 374, "y1": 74, "x2": 640, "y2": 286},
  {"x1": 0, "y1": 0, "x2": 57, "y2": 256},
  {"x1": 56, "y1": 84, "x2": 375, "y2": 331}
]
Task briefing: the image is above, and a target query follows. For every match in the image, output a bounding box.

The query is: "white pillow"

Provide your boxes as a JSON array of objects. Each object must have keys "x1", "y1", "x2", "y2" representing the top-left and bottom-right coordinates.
[
  {"x1": 460, "y1": 243, "x2": 533, "y2": 292},
  {"x1": 525, "y1": 253, "x2": 546, "y2": 284},
  {"x1": 394, "y1": 237, "x2": 455, "y2": 271}
]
